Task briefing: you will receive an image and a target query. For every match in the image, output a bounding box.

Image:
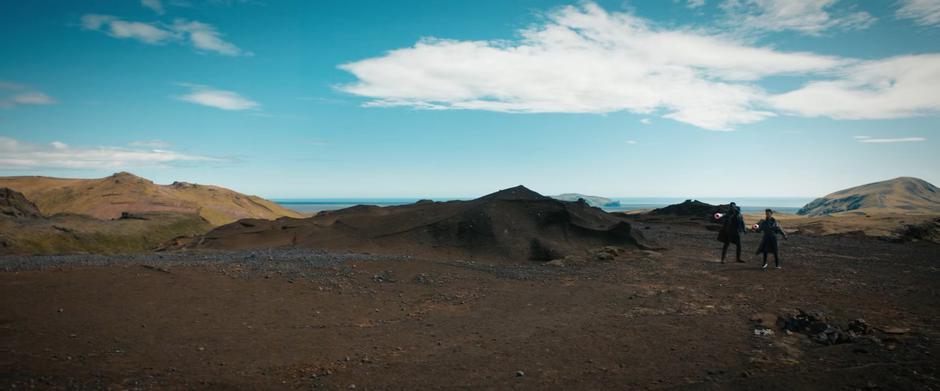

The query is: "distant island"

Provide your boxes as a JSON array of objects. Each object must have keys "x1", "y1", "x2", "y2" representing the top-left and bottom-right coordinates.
[{"x1": 551, "y1": 193, "x2": 621, "y2": 208}]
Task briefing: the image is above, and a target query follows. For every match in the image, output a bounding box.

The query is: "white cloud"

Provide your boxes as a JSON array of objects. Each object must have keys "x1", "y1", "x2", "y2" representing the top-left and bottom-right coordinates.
[
  {"x1": 0, "y1": 137, "x2": 221, "y2": 170},
  {"x1": 687, "y1": 0, "x2": 707, "y2": 8},
  {"x1": 897, "y1": 0, "x2": 940, "y2": 26},
  {"x1": 721, "y1": 0, "x2": 876, "y2": 34},
  {"x1": 0, "y1": 81, "x2": 26, "y2": 90},
  {"x1": 855, "y1": 136, "x2": 927, "y2": 143},
  {"x1": 141, "y1": 0, "x2": 165, "y2": 14},
  {"x1": 80, "y1": 14, "x2": 249, "y2": 56},
  {"x1": 769, "y1": 54, "x2": 940, "y2": 119},
  {"x1": 130, "y1": 139, "x2": 172, "y2": 148},
  {"x1": 0, "y1": 82, "x2": 56, "y2": 108},
  {"x1": 81, "y1": 14, "x2": 174, "y2": 44},
  {"x1": 640, "y1": 118, "x2": 652, "y2": 125},
  {"x1": 338, "y1": 3, "x2": 848, "y2": 130},
  {"x1": 172, "y1": 20, "x2": 251, "y2": 56},
  {"x1": 626, "y1": 140, "x2": 639, "y2": 144},
  {"x1": 175, "y1": 83, "x2": 260, "y2": 111},
  {"x1": 11, "y1": 92, "x2": 56, "y2": 105}
]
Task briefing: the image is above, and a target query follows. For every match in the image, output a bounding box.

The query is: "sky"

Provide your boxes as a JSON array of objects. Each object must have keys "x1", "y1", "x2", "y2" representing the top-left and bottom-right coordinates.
[{"x1": 1, "y1": 0, "x2": 938, "y2": 199}]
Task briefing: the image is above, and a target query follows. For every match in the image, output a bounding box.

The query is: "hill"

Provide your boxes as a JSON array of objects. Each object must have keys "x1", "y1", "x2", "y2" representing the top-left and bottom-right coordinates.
[
  {"x1": 649, "y1": 199, "x2": 732, "y2": 217},
  {"x1": 551, "y1": 193, "x2": 621, "y2": 208},
  {"x1": 0, "y1": 187, "x2": 211, "y2": 255},
  {"x1": 188, "y1": 185, "x2": 650, "y2": 261},
  {"x1": 0, "y1": 172, "x2": 304, "y2": 226},
  {"x1": 797, "y1": 177, "x2": 940, "y2": 216}
]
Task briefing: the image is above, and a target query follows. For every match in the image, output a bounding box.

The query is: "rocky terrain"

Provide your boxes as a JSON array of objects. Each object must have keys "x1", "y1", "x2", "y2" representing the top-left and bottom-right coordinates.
[
  {"x1": 1, "y1": 183, "x2": 938, "y2": 389},
  {"x1": 798, "y1": 177, "x2": 940, "y2": 216},
  {"x1": 0, "y1": 172, "x2": 303, "y2": 226},
  {"x1": 1, "y1": 214, "x2": 937, "y2": 389}
]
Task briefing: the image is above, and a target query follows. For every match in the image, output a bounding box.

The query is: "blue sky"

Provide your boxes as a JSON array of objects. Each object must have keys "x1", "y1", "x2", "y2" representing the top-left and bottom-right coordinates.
[{"x1": 1, "y1": 0, "x2": 938, "y2": 198}]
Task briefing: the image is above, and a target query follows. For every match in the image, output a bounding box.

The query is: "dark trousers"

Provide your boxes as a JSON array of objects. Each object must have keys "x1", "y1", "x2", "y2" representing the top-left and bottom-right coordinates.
[
  {"x1": 762, "y1": 252, "x2": 780, "y2": 267},
  {"x1": 721, "y1": 242, "x2": 741, "y2": 261}
]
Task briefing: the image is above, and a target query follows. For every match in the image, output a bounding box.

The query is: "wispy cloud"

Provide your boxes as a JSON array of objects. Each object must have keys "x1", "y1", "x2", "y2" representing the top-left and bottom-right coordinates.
[
  {"x1": 141, "y1": 0, "x2": 165, "y2": 15},
  {"x1": 687, "y1": 0, "x2": 706, "y2": 9},
  {"x1": 769, "y1": 54, "x2": 940, "y2": 120},
  {"x1": 0, "y1": 137, "x2": 222, "y2": 169},
  {"x1": 175, "y1": 83, "x2": 260, "y2": 111},
  {"x1": 339, "y1": 3, "x2": 848, "y2": 130},
  {"x1": 640, "y1": 118, "x2": 652, "y2": 125},
  {"x1": 720, "y1": 0, "x2": 876, "y2": 35},
  {"x1": 854, "y1": 136, "x2": 927, "y2": 143},
  {"x1": 896, "y1": 0, "x2": 940, "y2": 27},
  {"x1": 81, "y1": 14, "x2": 173, "y2": 44},
  {"x1": 626, "y1": 140, "x2": 639, "y2": 144},
  {"x1": 130, "y1": 139, "x2": 172, "y2": 148},
  {"x1": 0, "y1": 82, "x2": 56, "y2": 109},
  {"x1": 80, "y1": 14, "x2": 250, "y2": 56},
  {"x1": 172, "y1": 20, "x2": 251, "y2": 56}
]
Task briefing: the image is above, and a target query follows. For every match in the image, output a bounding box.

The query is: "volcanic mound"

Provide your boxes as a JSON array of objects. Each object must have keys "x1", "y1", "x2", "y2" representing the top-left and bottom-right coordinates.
[
  {"x1": 190, "y1": 186, "x2": 650, "y2": 261},
  {"x1": 649, "y1": 199, "x2": 731, "y2": 217}
]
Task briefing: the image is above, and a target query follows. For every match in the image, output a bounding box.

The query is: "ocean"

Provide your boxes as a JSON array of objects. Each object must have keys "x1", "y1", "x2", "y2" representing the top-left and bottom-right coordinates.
[{"x1": 274, "y1": 197, "x2": 814, "y2": 214}]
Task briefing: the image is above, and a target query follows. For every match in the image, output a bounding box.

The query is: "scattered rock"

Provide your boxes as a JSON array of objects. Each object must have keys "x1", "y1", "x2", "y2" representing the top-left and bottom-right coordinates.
[
  {"x1": 778, "y1": 310, "x2": 873, "y2": 346},
  {"x1": 753, "y1": 328, "x2": 775, "y2": 337},
  {"x1": 878, "y1": 326, "x2": 910, "y2": 334},
  {"x1": 545, "y1": 259, "x2": 566, "y2": 267},
  {"x1": 372, "y1": 270, "x2": 396, "y2": 283},
  {"x1": 412, "y1": 273, "x2": 434, "y2": 285}
]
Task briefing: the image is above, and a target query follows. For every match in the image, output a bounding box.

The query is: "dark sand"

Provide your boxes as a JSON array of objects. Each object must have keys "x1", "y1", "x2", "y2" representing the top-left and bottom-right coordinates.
[{"x1": 2, "y1": 215, "x2": 938, "y2": 390}]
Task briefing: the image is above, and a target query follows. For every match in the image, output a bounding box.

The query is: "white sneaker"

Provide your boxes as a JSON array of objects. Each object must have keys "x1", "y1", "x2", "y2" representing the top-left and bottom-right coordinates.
[{"x1": 761, "y1": 263, "x2": 768, "y2": 269}]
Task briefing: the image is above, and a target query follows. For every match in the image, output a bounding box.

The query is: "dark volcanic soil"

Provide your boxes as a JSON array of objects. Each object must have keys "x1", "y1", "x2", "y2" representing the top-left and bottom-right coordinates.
[
  {"x1": 188, "y1": 186, "x2": 650, "y2": 262},
  {"x1": 1, "y1": 216, "x2": 939, "y2": 390}
]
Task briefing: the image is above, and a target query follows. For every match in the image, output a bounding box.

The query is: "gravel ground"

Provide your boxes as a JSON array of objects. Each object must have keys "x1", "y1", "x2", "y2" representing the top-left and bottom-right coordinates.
[{"x1": 0, "y1": 248, "x2": 413, "y2": 272}]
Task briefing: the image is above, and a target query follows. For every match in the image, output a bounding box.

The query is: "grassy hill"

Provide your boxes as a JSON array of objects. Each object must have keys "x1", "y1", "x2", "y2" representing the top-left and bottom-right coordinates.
[
  {"x1": 0, "y1": 172, "x2": 303, "y2": 226},
  {"x1": 797, "y1": 177, "x2": 940, "y2": 216},
  {"x1": 0, "y1": 186, "x2": 212, "y2": 255}
]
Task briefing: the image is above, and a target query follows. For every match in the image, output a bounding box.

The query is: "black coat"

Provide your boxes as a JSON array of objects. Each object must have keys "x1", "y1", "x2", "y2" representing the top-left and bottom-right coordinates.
[
  {"x1": 717, "y1": 211, "x2": 745, "y2": 244},
  {"x1": 756, "y1": 218, "x2": 785, "y2": 254}
]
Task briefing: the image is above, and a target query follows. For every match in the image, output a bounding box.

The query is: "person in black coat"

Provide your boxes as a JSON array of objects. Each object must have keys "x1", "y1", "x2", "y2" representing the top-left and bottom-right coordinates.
[
  {"x1": 755, "y1": 208, "x2": 788, "y2": 269},
  {"x1": 717, "y1": 202, "x2": 746, "y2": 263}
]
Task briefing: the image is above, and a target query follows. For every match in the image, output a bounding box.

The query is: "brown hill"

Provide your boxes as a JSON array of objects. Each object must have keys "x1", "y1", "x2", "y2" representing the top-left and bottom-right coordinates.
[
  {"x1": 797, "y1": 177, "x2": 940, "y2": 216},
  {"x1": 0, "y1": 172, "x2": 303, "y2": 226},
  {"x1": 190, "y1": 185, "x2": 650, "y2": 261},
  {"x1": 0, "y1": 187, "x2": 211, "y2": 255}
]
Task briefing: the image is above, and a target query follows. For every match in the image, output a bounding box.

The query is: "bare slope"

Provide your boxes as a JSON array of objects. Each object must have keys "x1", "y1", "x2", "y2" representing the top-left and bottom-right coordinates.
[
  {"x1": 797, "y1": 177, "x2": 940, "y2": 216},
  {"x1": 0, "y1": 187, "x2": 211, "y2": 255},
  {"x1": 192, "y1": 185, "x2": 649, "y2": 261},
  {"x1": 0, "y1": 172, "x2": 303, "y2": 226}
]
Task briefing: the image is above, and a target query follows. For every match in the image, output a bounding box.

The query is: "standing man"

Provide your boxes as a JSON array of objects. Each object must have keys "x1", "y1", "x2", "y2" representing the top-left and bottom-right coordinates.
[
  {"x1": 717, "y1": 202, "x2": 746, "y2": 263},
  {"x1": 756, "y1": 208, "x2": 788, "y2": 269}
]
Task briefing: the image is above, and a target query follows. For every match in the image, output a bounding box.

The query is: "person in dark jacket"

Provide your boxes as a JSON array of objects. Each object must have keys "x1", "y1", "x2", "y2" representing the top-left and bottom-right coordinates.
[
  {"x1": 717, "y1": 202, "x2": 746, "y2": 263},
  {"x1": 755, "y1": 208, "x2": 788, "y2": 269}
]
